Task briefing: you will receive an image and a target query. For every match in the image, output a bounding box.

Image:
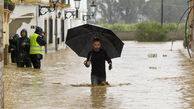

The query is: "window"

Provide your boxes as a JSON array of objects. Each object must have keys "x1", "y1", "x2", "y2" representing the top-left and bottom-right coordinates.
[
  {"x1": 61, "y1": 0, "x2": 70, "y2": 5},
  {"x1": 49, "y1": 18, "x2": 53, "y2": 44},
  {"x1": 61, "y1": 19, "x2": 65, "y2": 42}
]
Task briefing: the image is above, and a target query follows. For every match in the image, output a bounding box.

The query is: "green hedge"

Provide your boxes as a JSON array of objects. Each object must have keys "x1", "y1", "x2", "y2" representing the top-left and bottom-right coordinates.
[
  {"x1": 99, "y1": 23, "x2": 184, "y2": 32},
  {"x1": 99, "y1": 22, "x2": 185, "y2": 42},
  {"x1": 99, "y1": 23, "x2": 137, "y2": 31},
  {"x1": 134, "y1": 22, "x2": 169, "y2": 42}
]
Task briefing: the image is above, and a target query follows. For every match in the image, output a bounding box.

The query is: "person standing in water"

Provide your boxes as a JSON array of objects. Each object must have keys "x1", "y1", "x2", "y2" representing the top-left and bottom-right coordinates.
[
  {"x1": 9, "y1": 34, "x2": 19, "y2": 63},
  {"x1": 30, "y1": 26, "x2": 46, "y2": 69},
  {"x1": 16, "y1": 29, "x2": 32, "y2": 68},
  {"x1": 84, "y1": 38, "x2": 112, "y2": 85}
]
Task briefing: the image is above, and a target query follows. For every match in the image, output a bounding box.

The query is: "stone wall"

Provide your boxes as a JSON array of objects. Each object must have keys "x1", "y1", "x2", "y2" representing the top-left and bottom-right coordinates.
[{"x1": 114, "y1": 31, "x2": 135, "y2": 40}]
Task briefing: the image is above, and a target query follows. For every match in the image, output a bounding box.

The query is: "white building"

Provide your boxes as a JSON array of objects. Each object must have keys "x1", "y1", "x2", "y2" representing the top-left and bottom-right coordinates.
[
  {"x1": 0, "y1": 0, "x2": 3, "y2": 108},
  {"x1": 10, "y1": 0, "x2": 87, "y2": 53}
]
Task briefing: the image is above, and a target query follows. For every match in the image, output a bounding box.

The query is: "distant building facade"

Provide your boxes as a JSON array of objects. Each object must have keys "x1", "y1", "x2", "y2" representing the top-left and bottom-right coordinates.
[{"x1": 10, "y1": 0, "x2": 87, "y2": 52}]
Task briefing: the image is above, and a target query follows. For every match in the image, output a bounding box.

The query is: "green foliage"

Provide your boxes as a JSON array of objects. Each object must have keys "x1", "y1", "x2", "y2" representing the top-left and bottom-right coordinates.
[
  {"x1": 97, "y1": 0, "x2": 119, "y2": 24},
  {"x1": 94, "y1": 0, "x2": 187, "y2": 24},
  {"x1": 99, "y1": 22, "x2": 185, "y2": 42},
  {"x1": 4, "y1": 0, "x2": 15, "y2": 11},
  {"x1": 99, "y1": 24, "x2": 137, "y2": 31},
  {"x1": 118, "y1": 0, "x2": 145, "y2": 23},
  {"x1": 134, "y1": 22, "x2": 170, "y2": 42},
  {"x1": 99, "y1": 23, "x2": 184, "y2": 32},
  {"x1": 163, "y1": 23, "x2": 184, "y2": 31},
  {"x1": 4, "y1": 0, "x2": 14, "y2": 5},
  {"x1": 142, "y1": 0, "x2": 187, "y2": 23}
]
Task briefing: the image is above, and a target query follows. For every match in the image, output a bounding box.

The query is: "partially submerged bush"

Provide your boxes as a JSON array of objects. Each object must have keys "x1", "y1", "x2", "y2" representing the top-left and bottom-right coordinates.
[{"x1": 134, "y1": 22, "x2": 169, "y2": 42}]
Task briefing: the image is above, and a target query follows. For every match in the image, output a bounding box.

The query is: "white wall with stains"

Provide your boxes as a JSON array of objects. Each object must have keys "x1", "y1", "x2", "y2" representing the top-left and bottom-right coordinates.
[{"x1": 10, "y1": 0, "x2": 87, "y2": 52}]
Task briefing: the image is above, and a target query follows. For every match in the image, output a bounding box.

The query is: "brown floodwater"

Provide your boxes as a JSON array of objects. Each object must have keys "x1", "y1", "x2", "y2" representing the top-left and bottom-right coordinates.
[{"x1": 3, "y1": 41, "x2": 194, "y2": 109}]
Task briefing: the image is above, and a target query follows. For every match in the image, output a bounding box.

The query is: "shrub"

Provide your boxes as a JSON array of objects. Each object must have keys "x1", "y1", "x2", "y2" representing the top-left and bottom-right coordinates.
[
  {"x1": 99, "y1": 22, "x2": 184, "y2": 42},
  {"x1": 99, "y1": 23, "x2": 137, "y2": 31},
  {"x1": 99, "y1": 23, "x2": 184, "y2": 32},
  {"x1": 134, "y1": 22, "x2": 169, "y2": 42}
]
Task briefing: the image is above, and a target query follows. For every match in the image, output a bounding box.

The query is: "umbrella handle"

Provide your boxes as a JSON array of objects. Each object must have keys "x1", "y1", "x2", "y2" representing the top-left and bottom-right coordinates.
[
  {"x1": 109, "y1": 64, "x2": 112, "y2": 70},
  {"x1": 88, "y1": 52, "x2": 93, "y2": 61},
  {"x1": 84, "y1": 61, "x2": 89, "y2": 67}
]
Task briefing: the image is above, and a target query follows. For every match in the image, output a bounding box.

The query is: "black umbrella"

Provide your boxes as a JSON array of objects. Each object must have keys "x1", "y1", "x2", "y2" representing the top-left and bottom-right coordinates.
[{"x1": 65, "y1": 24, "x2": 124, "y2": 59}]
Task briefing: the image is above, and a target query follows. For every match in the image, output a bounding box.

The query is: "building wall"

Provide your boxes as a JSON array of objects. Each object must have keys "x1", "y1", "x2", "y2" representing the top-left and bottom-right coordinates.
[
  {"x1": 3, "y1": 10, "x2": 11, "y2": 48},
  {"x1": 0, "y1": 0, "x2": 4, "y2": 108},
  {"x1": 10, "y1": 0, "x2": 87, "y2": 53},
  {"x1": 190, "y1": 0, "x2": 194, "y2": 52}
]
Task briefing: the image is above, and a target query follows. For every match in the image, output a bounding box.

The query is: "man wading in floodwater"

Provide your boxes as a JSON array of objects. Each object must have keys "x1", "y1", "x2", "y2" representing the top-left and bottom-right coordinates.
[
  {"x1": 66, "y1": 24, "x2": 123, "y2": 85},
  {"x1": 84, "y1": 38, "x2": 112, "y2": 85}
]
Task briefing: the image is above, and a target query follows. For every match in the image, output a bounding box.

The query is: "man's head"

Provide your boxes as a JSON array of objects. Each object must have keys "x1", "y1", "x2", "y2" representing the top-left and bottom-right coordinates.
[
  {"x1": 21, "y1": 29, "x2": 27, "y2": 38},
  {"x1": 93, "y1": 38, "x2": 101, "y2": 52},
  {"x1": 35, "y1": 26, "x2": 43, "y2": 35},
  {"x1": 13, "y1": 34, "x2": 19, "y2": 39}
]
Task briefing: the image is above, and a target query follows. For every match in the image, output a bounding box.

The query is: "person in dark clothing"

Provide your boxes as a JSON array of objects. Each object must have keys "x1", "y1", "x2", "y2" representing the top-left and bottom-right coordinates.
[
  {"x1": 84, "y1": 38, "x2": 112, "y2": 85},
  {"x1": 16, "y1": 29, "x2": 32, "y2": 68},
  {"x1": 9, "y1": 34, "x2": 19, "y2": 63},
  {"x1": 30, "y1": 26, "x2": 46, "y2": 69}
]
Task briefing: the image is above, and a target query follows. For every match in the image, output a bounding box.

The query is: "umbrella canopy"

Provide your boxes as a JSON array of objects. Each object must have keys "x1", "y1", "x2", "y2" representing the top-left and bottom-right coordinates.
[{"x1": 66, "y1": 24, "x2": 124, "y2": 59}]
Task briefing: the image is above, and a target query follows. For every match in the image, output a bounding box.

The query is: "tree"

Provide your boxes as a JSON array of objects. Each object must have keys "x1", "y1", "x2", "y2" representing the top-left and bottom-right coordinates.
[
  {"x1": 118, "y1": 0, "x2": 145, "y2": 23},
  {"x1": 93, "y1": 0, "x2": 188, "y2": 24},
  {"x1": 97, "y1": 0, "x2": 120, "y2": 24},
  {"x1": 142, "y1": 0, "x2": 188, "y2": 23}
]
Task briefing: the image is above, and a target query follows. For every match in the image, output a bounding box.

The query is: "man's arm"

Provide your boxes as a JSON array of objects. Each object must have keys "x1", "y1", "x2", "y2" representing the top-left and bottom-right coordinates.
[
  {"x1": 21, "y1": 39, "x2": 30, "y2": 49},
  {"x1": 104, "y1": 50, "x2": 112, "y2": 70},
  {"x1": 104, "y1": 50, "x2": 112, "y2": 64},
  {"x1": 85, "y1": 51, "x2": 92, "y2": 67},
  {"x1": 36, "y1": 35, "x2": 46, "y2": 46}
]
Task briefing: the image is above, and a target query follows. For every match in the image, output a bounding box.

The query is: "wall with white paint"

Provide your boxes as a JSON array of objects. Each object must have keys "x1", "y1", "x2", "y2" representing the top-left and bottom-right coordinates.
[{"x1": 10, "y1": 0, "x2": 87, "y2": 53}]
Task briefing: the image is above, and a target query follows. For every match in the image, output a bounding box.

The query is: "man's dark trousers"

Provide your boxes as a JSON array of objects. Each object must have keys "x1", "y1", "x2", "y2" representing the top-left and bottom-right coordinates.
[
  {"x1": 91, "y1": 75, "x2": 106, "y2": 85},
  {"x1": 30, "y1": 54, "x2": 42, "y2": 69}
]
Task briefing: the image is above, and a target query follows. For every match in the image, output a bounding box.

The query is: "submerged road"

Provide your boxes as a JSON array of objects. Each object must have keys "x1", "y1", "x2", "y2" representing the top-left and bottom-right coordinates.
[{"x1": 4, "y1": 41, "x2": 194, "y2": 109}]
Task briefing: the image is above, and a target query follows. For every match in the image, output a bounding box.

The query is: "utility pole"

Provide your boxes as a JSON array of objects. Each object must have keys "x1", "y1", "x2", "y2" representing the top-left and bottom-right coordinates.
[{"x1": 161, "y1": 0, "x2": 164, "y2": 27}]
